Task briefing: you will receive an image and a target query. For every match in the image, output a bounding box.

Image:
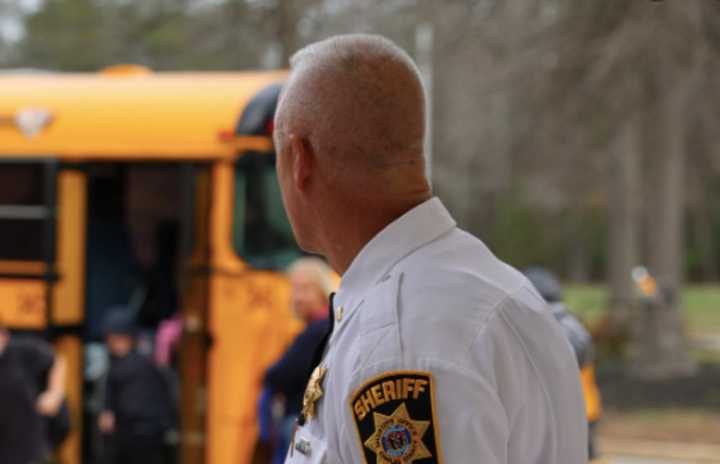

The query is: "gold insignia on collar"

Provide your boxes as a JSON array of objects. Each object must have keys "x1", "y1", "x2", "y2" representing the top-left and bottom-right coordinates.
[{"x1": 302, "y1": 365, "x2": 327, "y2": 421}]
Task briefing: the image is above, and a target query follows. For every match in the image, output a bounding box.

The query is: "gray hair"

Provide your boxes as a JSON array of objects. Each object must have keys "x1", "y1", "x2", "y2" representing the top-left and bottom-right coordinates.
[
  {"x1": 278, "y1": 34, "x2": 427, "y2": 173},
  {"x1": 290, "y1": 34, "x2": 424, "y2": 92},
  {"x1": 287, "y1": 257, "x2": 333, "y2": 296}
]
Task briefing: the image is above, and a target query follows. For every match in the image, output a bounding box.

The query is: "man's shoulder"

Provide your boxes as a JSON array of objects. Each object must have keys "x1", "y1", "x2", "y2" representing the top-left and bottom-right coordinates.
[
  {"x1": 389, "y1": 228, "x2": 548, "y2": 361},
  {"x1": 8, "y1": 336, "x2": 54, "y2": 362},
  {"x1": 397, "y1": 227, "x2": 532, "y2": 315}
]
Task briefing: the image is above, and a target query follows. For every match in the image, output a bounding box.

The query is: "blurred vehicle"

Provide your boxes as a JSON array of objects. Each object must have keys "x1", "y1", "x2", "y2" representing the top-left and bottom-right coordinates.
[{"x1": 0, "y1": 66, "x2": 302, "y2": 464}]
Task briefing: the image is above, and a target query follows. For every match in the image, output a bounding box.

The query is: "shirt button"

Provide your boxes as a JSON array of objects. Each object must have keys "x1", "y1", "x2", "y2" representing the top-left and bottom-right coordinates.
[{"x1": 336, "y1": 305, "x2": 344, "y2": 322}]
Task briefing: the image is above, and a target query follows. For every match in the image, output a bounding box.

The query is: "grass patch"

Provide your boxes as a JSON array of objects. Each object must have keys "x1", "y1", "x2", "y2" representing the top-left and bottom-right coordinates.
[
  {"x1": 564, "y1": 284, "x2": 720, "y2": 335},
  {"x1": 564, "y1": 287, "x2": 720, "y2": 448},
  {"x1": 564, "y1": 285, "x2": 608, "y2": 326},
  {"x1": 691, "y1": 347, "x2": 720, "y2": 364},
  {"x1": 684, "y1": 286, "x2": 720, "y2": 335}
]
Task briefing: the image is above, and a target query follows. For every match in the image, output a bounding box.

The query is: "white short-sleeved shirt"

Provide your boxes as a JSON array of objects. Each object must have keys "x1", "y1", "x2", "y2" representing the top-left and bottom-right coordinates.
[{"x1": 286, "y1": 198, "x2": 588, "y2": 464}]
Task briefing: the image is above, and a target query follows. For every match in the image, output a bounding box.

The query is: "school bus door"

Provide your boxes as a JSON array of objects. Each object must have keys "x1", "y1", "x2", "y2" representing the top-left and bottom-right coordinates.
[
  {"x1": 202, "y1": 159, "x2": 301, "y2": 464},
  {"x1": 179, "y1": 163, "x2": 213, "y2": 464}
]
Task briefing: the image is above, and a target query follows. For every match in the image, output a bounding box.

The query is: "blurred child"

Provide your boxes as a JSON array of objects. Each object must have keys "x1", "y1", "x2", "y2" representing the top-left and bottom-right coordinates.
[
  {"x1": 98, "y1": 307, "x2": 176, "y2": 464},
  {"x1": 524, "y1": 267, "x2": 603, "y2": 461}
]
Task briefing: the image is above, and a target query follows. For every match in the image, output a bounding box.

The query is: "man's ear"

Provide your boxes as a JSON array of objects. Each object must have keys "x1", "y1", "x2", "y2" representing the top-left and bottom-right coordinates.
[{"x1": 290, "y1": 133, "x2": 314, "y2": 191}]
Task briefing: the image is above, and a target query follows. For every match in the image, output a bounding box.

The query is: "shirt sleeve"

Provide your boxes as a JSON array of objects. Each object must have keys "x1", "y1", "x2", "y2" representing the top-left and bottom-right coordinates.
[{"x1": 339, "y1": 359, "x2": 509, "y2": 464}]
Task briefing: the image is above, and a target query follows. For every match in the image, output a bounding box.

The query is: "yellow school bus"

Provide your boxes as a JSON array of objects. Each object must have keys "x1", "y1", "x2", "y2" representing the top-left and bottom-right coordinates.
[{"x1": 0, "y1": 66, "x2": 302, "y2": 464}]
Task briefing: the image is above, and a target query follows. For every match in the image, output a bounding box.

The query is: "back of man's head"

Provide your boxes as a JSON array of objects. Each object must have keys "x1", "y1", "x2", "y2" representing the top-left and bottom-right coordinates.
[
  {"x1": 278, "y1": 34, "x2": 427, "y2": 184},
  {"x1": 274, "y1": 35, "x2": 433, "y2": 266}
]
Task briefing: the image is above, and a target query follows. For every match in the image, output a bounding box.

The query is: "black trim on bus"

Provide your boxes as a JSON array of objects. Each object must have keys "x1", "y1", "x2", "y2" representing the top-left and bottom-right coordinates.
[
  {"x1": 0, "y1": 272, "x2": 60, "y2": 281},
  {"x1": 235, "y1": 83, "x2": 283, "y2": 136},
  {"x1": 43, "y1": 159, "x2": 58, "y2": 336},
  {"x1": 48, "y1": 324, "x2": 85, "y2": 338},
  {"x1": 58, "y1": 161, "x2": 90, "y2": 171},
  {"x1": 9, "y1": 324, "x2": 84, "y2": 339}
]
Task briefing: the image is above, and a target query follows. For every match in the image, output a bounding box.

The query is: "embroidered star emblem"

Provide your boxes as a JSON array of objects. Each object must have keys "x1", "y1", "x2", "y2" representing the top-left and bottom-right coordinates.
[
  {"x1": 302, "y1": 365, "x2": 327, "y2": 421},
  {"x1": 364, "y1": 402, "x2": 432, "y2": 463}
]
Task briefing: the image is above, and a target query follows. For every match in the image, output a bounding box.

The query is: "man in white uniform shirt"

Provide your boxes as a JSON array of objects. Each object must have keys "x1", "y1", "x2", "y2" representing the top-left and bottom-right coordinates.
[{"x1": 273, "y1": 34, "x2": 587, "y2": 464}]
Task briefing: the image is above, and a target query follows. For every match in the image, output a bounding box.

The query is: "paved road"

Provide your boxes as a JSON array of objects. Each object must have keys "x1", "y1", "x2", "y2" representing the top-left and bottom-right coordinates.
[
  {"x1": 605, "y1": 457, "x2": 694, "y2": 464},
  {"x1": 597, "y1": 437, "x2": 720, "y2": 464}
]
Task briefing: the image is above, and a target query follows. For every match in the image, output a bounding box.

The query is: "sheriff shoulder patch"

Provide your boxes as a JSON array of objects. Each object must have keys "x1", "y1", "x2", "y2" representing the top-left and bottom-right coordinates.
[{"x1": 349, "y1": 371, "x2": 442, "y2": 464}]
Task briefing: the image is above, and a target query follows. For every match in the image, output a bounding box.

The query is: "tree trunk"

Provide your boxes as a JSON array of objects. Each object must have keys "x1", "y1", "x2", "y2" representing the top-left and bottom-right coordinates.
[
  {"x1": 630, "y1": 72, "x2": 696, "y2": 379},
  {"x1": 275, "y1": 1, "x2": 298, "y2": 65},
  {"x1": 689, "y1": 154, "x2": 719, "y2": 281},
  {"x1": 692, "y1": 201, "x2": 719, "y2": 282},
  {"x1": 607, "y1": 118, "x2": 640, "y2": 327}
]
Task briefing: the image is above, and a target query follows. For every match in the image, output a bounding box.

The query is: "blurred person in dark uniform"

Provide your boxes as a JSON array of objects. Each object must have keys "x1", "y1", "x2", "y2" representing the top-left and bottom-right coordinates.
[
  {"x1": 0, "y1": 320, "x2": 66, "y2": 464},
  {"x1": 258, "y1": 258, "x2": 332, "y2": 463},
  {"x1": 98, "y1": 307, "x2": 176, "y2": 464},
  {"x1": 524, "y1": 267, "x2": 603, "y2": 460}
]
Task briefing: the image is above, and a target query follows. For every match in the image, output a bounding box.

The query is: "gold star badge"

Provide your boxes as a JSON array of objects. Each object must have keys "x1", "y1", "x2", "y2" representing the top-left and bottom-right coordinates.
[
  {"x1": 302, "y1": 365, "x2": 327, "y2": 421},
  {"x1": 364, "y1": 402, "x2": 432, "y2": 463}
]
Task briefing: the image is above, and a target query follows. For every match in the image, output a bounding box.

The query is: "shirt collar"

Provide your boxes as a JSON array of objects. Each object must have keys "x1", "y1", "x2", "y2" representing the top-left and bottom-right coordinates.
[{"x1": 338, "y1": 197, "x2": 456, "y2": 298}]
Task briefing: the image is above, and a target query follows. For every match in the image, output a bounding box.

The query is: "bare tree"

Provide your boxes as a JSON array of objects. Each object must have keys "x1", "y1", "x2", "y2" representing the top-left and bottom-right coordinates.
[
  {"x1": 607, "y1": 117, "x2": 640, "y2": 326},
  {"x1": 424, "y1": 0, "x2": 719, "y2": 377}
]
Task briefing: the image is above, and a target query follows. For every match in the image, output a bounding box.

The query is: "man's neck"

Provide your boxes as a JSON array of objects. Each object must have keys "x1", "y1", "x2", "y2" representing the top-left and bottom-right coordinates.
[{"x1": 323, "y1": 193, "x2": 431, "y2": 275}]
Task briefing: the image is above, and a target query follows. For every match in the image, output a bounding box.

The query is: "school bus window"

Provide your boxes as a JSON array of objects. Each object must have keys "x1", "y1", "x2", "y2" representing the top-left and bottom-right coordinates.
[
  {"x1": 0, "y1": 164, "x2": 47, "y2": 261},
  {"x1": 0, "y1": 164, "x2": 45, "y2": 204},
  {"x1": 233, "y1": 151, "x2": 300, "y2": 269}
]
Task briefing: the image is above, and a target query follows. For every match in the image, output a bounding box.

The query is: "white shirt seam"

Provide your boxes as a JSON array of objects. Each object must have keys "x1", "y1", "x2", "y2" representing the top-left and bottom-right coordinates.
[{"x1": 496, "y1": 294, "x2": 557, "y2": 444}]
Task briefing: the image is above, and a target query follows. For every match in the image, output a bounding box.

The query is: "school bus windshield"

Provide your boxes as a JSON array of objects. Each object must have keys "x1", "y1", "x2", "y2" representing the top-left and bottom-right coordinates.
[{"x1": 233, "y1": 151, "x2": 301, "y2": 270}]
